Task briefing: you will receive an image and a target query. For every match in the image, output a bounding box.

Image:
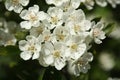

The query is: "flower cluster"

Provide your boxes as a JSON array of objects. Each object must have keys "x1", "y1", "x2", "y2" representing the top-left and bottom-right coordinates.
[
  {"x1": 80, "y1": 0, "x2": 120, "y2": 9},
  {"x1": 17, "y1": 0, "x2": 106, "y2": 76},
  {"x1": 95, "y1": 0, "x2": 120, "y2": 8},
  {"x1": 5, "y1": 0, "x2": 29, "y2": 13},
  {"x1": 0, "y1": 18, "x2": 20, "y2": 46},
  {"x1": 4, "y1": 0, "x2": 120, "y2": 14}
]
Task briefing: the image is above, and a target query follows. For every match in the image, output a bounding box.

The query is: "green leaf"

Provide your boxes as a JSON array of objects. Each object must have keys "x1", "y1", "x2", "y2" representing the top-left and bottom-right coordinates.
[
  {"x1": 38, "y1": 68, "x2": 46, "y2": 80},
  {"x1": 103, "y1": 23, "x2": 115, "y2": 35},
  {"x1": 91, "y1": 17, "x2": 102, "y2": 23},
  {"x1": 15, "y1": 30, "x2": 29, "y2": 40}
]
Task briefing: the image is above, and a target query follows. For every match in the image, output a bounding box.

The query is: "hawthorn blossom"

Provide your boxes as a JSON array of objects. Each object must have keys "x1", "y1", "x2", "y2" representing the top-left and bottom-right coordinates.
[
  {"x1": 66, "y1": 20, "x2": 91, "y2": 35},
  {"x1": 99, "y1": 52, "x2": 115, "y2": 71},
  {"x1": 19, "y1": 35, "x2": 42, "y2": 60},
  {"x1": 65, "y1": 36, "x2": 87, "y2": 60},
  {"x1": 43, "y1": 7, "x2": 63, "y2": 29},
  {"x1": 95, "y1": 0, "x2": 120, "y2": 8},
  {"x1": 0, "y1": 18, "x2": 19, "y2": 46},
  {"x1": 45, "y1": 0, "x2": 69, "y2": 6},
  {"x1": 53, "y1": 26, "x2": 69, "y2": 42},
  {"x1": 65, "y1": 9, "x2": 85, "y2": 24},
  {"x1": 107, "y1": 0, "x2": 120, "y2": 8},
  {"x1": 0, "y1": 30, "x2": 16, "y2": 46},
  {"x1": 81, "y1": 0, "x2": 94, "y2": 10},
  {"x1": 108, "y1": 77, "x2": 120, "y2": 80},
  {"x1": 42, "y1": 42, "x2": 66, "y2": 70},
  {"x1": 30, "y1": 23, "x2": 46, "y2": 37},
  {"x1": 90, "y1": 22, "x2": 106, "y2": 44},
  {"x1": 5, "y1": 0, "x2": 29, "y2": 13},
  {"x1": 68, "y1": 52, "x2": 93, "y2": 76},
  {"x1": 20, "y1": 5, "x2": 47, "y2": 29},
  {"x1": 95, "y1": 0, "x2": 107, "y2": 7},
  {"x1": 40, "y1": 29, "x2": 54, "y2": 42}
]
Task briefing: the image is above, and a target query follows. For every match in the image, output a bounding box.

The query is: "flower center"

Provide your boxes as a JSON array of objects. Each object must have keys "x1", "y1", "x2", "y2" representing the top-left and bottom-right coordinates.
[
  {"x1": 51, "y1": 16, "x2": 58, "y2": 24},
  {"x1": 93, "y1": 28, "x2": 100, "y2": 37},
  {"x1": 29, "y1": 13, "x2": 38, "y2": 22},
  {"x1": 6, "y1": 40, "x2": 15, "y2": 46},
  {"x1": 12, "y1": 0, "x2": 19, "y2": 5},
  {"x1": 74, "y1": 25, "x2": 80, "y2": 32},
  {"x1": 53, "y1": 50, "x2": 60, "y2": 58},
  {"x1": 28, "y1": 45, "x2": 36, "y2": 53},
  {"x1": 44, "y1": 35, "x2": 50, "y2": 41},
  {"x1": 57, "y1": 34, "x2": 65, "y2": 41},
  {"x1": 70, "y1": 43, "x2": 78, "y2": 51},
  {"x1": 36, "y1": 27, "x2": 43, "y2": 35}
]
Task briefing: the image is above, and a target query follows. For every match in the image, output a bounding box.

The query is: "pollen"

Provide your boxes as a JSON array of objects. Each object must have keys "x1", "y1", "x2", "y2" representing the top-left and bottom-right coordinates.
[
  {"x1": 12, "y1": 0, "x2": 19, "y2": 5},
  {"x1": 70, "y1": 43, "x2": 78, "y2": 51},
  {"x1": 28, "y1": 45, "x2": 36, "y2": 53},
  {"x1": 93, "y1": 28, "x2": 100, "y2": 37},
  {"x1": 74, "y1": 25, "x2": 80, "y2": 32},
  {"x1": 57, "y1": 34, "x2": 65, "y2": 41},
  {"x1": 53, "y1": 50, "x2": 60, "y2": 58}
]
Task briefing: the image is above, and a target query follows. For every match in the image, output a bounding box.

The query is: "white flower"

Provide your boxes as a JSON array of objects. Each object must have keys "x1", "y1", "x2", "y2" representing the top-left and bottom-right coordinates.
[
  {"x1": 107, "y1": 0, "x2": 120, "y2": 8},
  {"x1": 30, "y1": 23, "x2": 46, "y2": 37},
  {"x1": 20, "y1": 5, "x2": 47, "y2": 29},
  {"x1": 68, "y1": 52, "x2": 93, "y2": 76},
  {"x1": 41, "y1": 29, "x2": 54, "y2": 42},
  {"x1": 65, "y1": 36, "x2": 87, "y2": 60},
  {"x1": 66, "y1": 20, "x2": 91, "y2": 35},
  {"x1": 95, "y1": 0, "x2": 107, "y2": 7},
  {"x1": 5, "y1": 0, "x2": 29, "y2": 13},
  {"x1": 90, "y1": 22, "x2": 106, "y2": 44},
  {"x1": 59, "y1": 0, "x2": 81, "y2": 12},
  {"x1": 0, "y1": 19, "x2": 18, "y2": 46},
  {"x1": 43, "y1": 7, "x2": 63, "y2": 29},
  {"x1": 45, "y1": 0, "x2": 69, "y2": 6},
  {"x1": 65, "y1": 9, "x2": 85, "y2": 23},
  {"x1": 42, "y1": 42, "x2": 66, "y2": 70},
  {"x1": 0, "y1": 30, "x2": 17, "y2": 46},
  {"x1": 81, "y1": 0, "x2": 94, "y2": 10},
  {"x1": 19, "y1": 35, "x2": 42, "y2": 60},
  {"x1": 70, "y1": 0, "x2": 81, "y2": 9},
  {"x1": 99, "y1": 52, "x2": 115, "y2": 71},
  {"x1": 108, "y1": 77, "x2": 120, "y2": 80},
  {"x1": 53, "y1": 26, "x2": 69, "y2": 42},
  {"x1": 38, "y1": 51, "x2": 49, "y2": 67}
]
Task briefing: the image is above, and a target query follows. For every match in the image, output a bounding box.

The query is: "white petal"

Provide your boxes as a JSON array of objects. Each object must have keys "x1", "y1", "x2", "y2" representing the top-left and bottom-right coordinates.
[
  {"x1": 20, "y1": 21, "x2": 31, "y2": 29},
  {"x1": 14, "y1": 4, "x2": 23, "y2": 13},
  {"x1": 55, "y1": 58, "x2": 66, "y2": 70},
  {"x1": 19, "y1": 40, "x2": 28, "y2": 51},
  {"x1": 71, "y1": 0, "x2": 81, "y2": 9},
  {"x1": 28, "y1": 5, "x2": 39, "y2": 13},
  {"x1": 20, "y1": 0, "x2": 29, "y2": 6},
  {"x1": 20, "y1": 10, "x2": 29, "y2": 20},
  {"x1": 96, "y1": 0, "x2": 107, "y2": 7},
  {"x1": 94, "y1": 38, "x2": 102, "y2": 44},
  {"x1": 38, "y1": 54, "x2": 49, "y2": 67},
  {"x1": 5, "y1": 0, "x2": 14, "y2": 11},
  {"x1": 45, "y1": 42, "x2": 54, "y2": 52},
  {"x1": 32, "y1": 52, "x2": 40, "y2": 60},
  {"x1": 44, "y1": 55, "x2": 54, "y2": 65},
  {"x1": 20, "y1": 51, "x2": 32, "y2": 60},
  {"x1": 32, "y1": 21, "x2": 40, "y2": 27},
  {"x1": 37, "y1": 11, "x2": 47, "y2": 20},
  {"x1": 45, "y1": 0, "x2": 53, "y2": 4}
]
